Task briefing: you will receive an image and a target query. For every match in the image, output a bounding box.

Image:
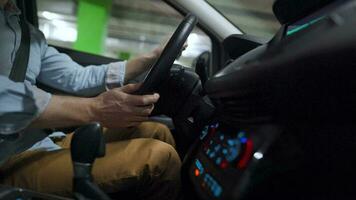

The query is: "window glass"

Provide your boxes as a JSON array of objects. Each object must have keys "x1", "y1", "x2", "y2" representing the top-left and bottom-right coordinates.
[
  {"x1": 36, "y1": 0, "x2": 212, "y2": 67},
  {"x1": 206, "y1": 0, "x2": 280, "y2": 39}
]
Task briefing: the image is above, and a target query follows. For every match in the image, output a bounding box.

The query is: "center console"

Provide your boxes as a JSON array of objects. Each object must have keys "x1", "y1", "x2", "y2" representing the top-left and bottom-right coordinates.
[{"x1": 187, "y1": 123, "x2": 280, "y2": 200}]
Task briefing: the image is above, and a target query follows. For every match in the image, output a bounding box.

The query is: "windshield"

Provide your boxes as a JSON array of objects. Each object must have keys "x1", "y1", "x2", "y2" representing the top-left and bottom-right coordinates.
[{"x1": 206, "y1": 0, "x2": 281, "y2": 39}]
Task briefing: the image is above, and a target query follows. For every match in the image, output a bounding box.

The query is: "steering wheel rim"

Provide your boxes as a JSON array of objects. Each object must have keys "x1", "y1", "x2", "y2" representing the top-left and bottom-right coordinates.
[{"x1": 135, "y1": 14, "x2": 198, "y2": 95}]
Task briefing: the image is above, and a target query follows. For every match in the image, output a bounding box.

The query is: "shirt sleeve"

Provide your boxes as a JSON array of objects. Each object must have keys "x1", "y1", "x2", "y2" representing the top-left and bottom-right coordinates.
[
  {"x1": 0, "y1": 76, "x2": 51, "y2": 135},
  {"x1": 36, "y1": 30, "x2": 126, "y2": 97}
]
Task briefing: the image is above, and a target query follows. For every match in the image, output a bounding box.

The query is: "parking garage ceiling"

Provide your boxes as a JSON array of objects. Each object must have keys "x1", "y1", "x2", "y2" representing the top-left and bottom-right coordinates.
[
  {"x1": 36, "y1": 0, "x2": 279, "y2": 63},
  {"x1": 37, "y1": 0, "x2": 279, "y2": 40}
]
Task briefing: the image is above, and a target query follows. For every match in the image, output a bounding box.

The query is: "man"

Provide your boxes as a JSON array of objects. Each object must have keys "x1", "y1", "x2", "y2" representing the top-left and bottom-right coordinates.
[{"x1": 0, "y1": 0, "x2": 181, "y2": 199}]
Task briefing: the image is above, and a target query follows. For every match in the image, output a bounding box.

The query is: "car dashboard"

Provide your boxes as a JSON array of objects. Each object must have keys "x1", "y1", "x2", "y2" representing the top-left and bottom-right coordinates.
[{"x1": 183, "y1": 0, "x2": 356, "y2": 199}]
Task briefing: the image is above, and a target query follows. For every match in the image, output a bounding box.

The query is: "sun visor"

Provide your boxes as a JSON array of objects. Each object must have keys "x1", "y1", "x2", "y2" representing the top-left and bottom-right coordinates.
[{"x1": 273, "y1": 0, "x2": 336, "y2": 24}]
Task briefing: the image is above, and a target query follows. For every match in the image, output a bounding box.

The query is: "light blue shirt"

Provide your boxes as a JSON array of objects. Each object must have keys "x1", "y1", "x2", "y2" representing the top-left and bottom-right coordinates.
[{"x1": 0, "y1": 1, "x2": 126, "y2": 154}]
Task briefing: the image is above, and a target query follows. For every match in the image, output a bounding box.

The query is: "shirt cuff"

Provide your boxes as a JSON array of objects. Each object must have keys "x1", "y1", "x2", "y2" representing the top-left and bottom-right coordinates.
[
  {"x1": 105, "y1": 61, "x2": 126, "y2": 90},
  {"x1": 31, "y1": 85, "x2": 52, "y2": 119}
]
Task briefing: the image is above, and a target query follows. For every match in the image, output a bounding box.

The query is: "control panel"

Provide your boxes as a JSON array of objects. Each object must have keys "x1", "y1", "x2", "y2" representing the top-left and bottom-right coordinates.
[
  {"x1": 188, "y1": 122, "x2": 280, "y2": 200},
  {"x1": 201, "y1": 124, "x2": 254, "y2": 170}
]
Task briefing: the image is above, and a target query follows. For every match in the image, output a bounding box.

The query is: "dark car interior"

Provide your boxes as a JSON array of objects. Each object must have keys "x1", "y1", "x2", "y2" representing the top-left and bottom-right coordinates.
[{"x1": 1, "y1": 0, "x2": 356, "y2": 199}]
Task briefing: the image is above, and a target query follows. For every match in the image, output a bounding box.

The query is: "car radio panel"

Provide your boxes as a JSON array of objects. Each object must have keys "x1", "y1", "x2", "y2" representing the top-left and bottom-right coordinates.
[
  {"x1": 188, "y1": 123, "x2": 281, "y2": 200},
  {"x1": 199, "y1": 123, "x2": 254, "y2": 170}
]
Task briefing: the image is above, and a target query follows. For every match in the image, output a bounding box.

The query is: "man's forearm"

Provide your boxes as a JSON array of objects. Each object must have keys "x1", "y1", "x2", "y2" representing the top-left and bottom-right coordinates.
[
  {"x1": 30, "y1": 95, "x2": 96, "y2": 129},
  {"x1": 30, "y1": 84, "x2": 159, "y2": 130}
]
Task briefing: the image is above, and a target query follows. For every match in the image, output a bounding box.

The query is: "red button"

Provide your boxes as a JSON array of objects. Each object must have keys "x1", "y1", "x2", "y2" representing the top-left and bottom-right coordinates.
[
  {"x1": 237, "y1": 139, "x2": 254, "y2": 169},
  {"x1": 195, "y1": 169, "x2": 200, "y2": 176},
  {"x1": 220, "y1": 160, "x2": 228, "y2": 169}
]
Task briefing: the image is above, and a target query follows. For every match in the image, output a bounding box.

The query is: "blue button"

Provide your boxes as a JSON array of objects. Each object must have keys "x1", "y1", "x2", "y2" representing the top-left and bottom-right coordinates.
[
  {"x1": 238, "y1": 131, "x2": 246, "y2": 138},
  {"x1": 200, "y1": 126, "x2": 209, "y2": 140},
  {"x1": 240, "y1": 137, "x2": 248, "y2": 143},
  {"x1": 222, "y1": 149, "x2": 228, "y2": 154},
  {"x1": 209, "y1": 152, "x2": 216, "y2": 158},
  {"x1": 213, "y1": 186, "x2": 223, "y2": 197},
  {"x1": 195, "y1": 159, "x2": 201, "y2": 168},
  {"x1": 220, "y1": 135, "x2": 224, "y2": 141},
  {"x1": 214, "y1": 144, "x2": 221, "y2": 151},
  {"x1": 215, "y1": 157, "x2": 222, "y2": 165},
  {"x1": 203, "y1": 173, "x2": 223, "y2": 198},
  {"x1": 195, "y1": 159, "x2": 204, "y2": 174},
  {"x1": 227, "y1": 139, "x2": 235, "y2": 146}
]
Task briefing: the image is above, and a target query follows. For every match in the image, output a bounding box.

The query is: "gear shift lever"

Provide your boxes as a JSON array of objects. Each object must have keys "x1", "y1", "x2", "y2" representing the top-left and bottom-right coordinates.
[{"x1": 70, "y1": 123, "x2": 111, "y2": 200}]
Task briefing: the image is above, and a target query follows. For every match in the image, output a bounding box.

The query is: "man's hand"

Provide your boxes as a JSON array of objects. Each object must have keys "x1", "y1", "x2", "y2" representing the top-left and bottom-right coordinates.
[
  {"x1": 124, "y1": 38, "x2": 188, "y2": 83},
  {"x1": 91, "y1": 83, "x2": 159, "y2": 128},
  {"x1": 124, "y1": 50, "x2": 161, "y2": 83}
]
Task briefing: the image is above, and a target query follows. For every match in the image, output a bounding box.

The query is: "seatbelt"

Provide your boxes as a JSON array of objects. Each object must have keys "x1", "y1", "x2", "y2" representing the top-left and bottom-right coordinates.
[
  {"x1": 0, "y1": 10, "x2": 48, "y2": 165},
  {"x1": 0, "y1": 9, "x2": 30, "y2": 140},
  {"x1": 8, "y1": 12, "x2": 31, "y2": 82}
]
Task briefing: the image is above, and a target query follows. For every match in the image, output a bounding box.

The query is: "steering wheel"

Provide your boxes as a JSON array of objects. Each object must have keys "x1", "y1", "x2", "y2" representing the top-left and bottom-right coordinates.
[{"x1": 135, "y1": 14, "x2": 198, "y2": 95}]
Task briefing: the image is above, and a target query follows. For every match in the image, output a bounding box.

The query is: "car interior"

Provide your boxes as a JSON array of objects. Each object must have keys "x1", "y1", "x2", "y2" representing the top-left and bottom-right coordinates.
[{"x1": 1, "y1": 0, "x2": 356, "y2": 199}]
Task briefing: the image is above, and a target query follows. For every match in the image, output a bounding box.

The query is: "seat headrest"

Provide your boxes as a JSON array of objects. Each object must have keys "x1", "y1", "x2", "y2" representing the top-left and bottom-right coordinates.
[{"x1": 273, "y1": 0, "x2": 336, "y2": 24}]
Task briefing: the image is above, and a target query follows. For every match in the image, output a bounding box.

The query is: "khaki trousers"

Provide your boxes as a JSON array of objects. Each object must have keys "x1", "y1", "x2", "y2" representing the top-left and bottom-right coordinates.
[{"x1": 0, "y1": 122, "x2": 181, "y2": 200}]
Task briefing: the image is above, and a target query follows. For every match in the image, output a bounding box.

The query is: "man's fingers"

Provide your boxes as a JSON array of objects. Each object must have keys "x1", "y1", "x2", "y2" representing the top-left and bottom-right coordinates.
[
  {"x1": 182, "y1": 42, "x2": 188, "y2": 50},
  {"x1": 129, "y1": 116, "x2": 149, "y2": 122},
  {"x1": 131, "y1": 104, "x2": 155, "y2": 116},
  {"x1": 126, "y1": 122, "x2": 141, "y2": 128},
  {"x1": 124, "y1": 116, "x2": 150, "y2": 127},
  {"x1": 127, "y1": 93, "x2": 160, "y2": 106},
  {"x1": 119, "y1": 83, "x2": 142, "y2": 94}
]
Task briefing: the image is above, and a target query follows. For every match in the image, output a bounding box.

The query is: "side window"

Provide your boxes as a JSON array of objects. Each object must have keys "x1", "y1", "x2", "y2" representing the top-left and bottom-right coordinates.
[
  {"x1": 206, "y1": 0, "x2": 280, "y2": 39},
  {"x1": 36, "y1": 0, "x2": 212, "y2": 68}
]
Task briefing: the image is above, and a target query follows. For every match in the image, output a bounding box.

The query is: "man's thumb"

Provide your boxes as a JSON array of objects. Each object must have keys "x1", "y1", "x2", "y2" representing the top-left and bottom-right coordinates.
[{"x1": 119, "y1": 83, "x2": 142, "y2": 94}]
